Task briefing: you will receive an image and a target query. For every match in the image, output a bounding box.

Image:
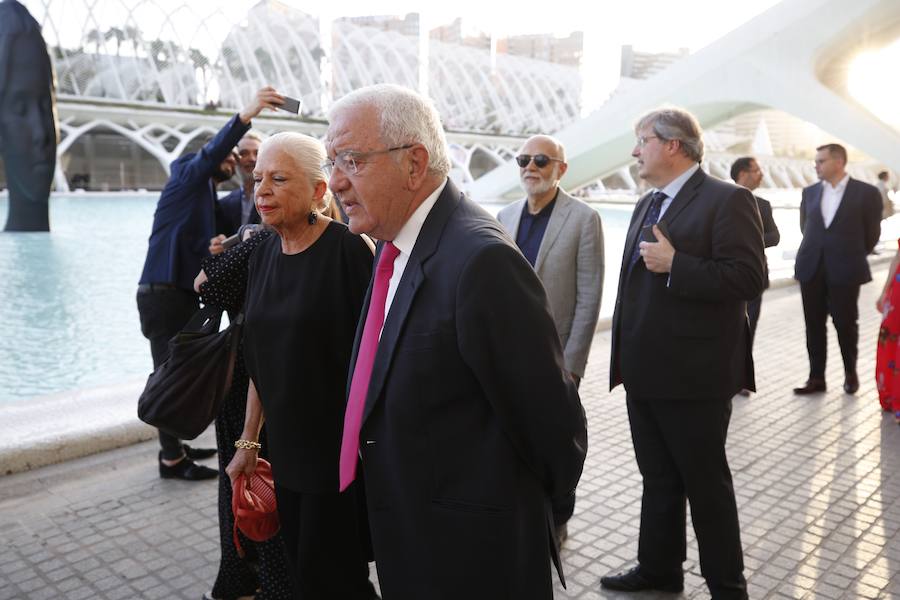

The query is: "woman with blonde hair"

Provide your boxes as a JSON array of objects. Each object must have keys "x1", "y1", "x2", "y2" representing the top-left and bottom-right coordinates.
[{"x1": 226, "y1": 132, "x2": 377, "y2": 599}]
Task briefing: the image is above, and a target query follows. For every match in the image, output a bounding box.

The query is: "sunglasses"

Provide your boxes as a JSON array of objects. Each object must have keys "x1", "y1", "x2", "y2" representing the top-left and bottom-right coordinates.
[{"x1": 515, "y1": 154, "x2": 564, "y2": 169}]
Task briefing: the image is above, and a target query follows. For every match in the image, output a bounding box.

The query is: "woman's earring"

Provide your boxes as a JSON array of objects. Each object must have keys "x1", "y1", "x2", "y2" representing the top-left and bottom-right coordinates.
[{"x1": 308, "y1": 210, "x2": 318, "y2": 225}]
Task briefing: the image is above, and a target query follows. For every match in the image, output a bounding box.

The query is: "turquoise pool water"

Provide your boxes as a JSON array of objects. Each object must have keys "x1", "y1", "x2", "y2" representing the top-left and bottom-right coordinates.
[
  {"x1": 0, "y1": 194, "x2": 156, "y2": 404},
  {"x1": 2, "y1": 192, "x2": 888, "y2": 405}
]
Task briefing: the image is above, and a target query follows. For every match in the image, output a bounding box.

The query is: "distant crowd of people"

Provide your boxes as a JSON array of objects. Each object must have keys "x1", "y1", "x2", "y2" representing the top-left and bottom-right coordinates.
[{"x1": 135, "y1": 83, "x2": 892, "y2": 600}]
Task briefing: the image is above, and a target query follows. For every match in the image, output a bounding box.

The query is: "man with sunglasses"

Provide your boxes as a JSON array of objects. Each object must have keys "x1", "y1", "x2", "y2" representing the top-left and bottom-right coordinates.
[
  {"x1": 602, "y1": 107, "x2": 764, "y2": 599},
  {"x1": 497, "y1": 135, "x2": 604, "y2": 544}
]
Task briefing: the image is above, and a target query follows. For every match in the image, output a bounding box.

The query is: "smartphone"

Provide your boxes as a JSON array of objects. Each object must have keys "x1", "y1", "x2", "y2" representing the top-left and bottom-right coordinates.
[
  {"x1": 278, "y1": 96, "x2": 301, "y2": 114},
  {"x1": 640, "y1": 220, "x2": 670, "y2": 243},
  {"x1": 221, "y1": 233, "x2": 241, "y2": 250}
]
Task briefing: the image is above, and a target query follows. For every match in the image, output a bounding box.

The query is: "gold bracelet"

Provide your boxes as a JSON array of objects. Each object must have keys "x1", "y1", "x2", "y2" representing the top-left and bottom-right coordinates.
[{"x1": 234, "y1": 439, "x2": 261, "y2": 450}]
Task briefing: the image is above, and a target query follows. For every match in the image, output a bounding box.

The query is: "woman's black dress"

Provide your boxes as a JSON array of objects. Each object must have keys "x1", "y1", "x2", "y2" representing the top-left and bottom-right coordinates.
[
  {"x1": 199, "y1": 229, "x2": 293, "y2": 600},
  {"x1": 243, "y1": 221, "x2": 376, "y2": 599}
]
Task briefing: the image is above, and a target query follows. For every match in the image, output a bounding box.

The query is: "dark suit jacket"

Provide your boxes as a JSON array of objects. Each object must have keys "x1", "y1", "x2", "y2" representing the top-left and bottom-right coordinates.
[
  {"x1": 793, "y1": 177, "x2": 881, "y2": 285},
  {"x1": 756, "y1": 195, "x2": 780, "y2": 287},
  {"x1": 610, "y1": 169, "x2": 766, "y2": 399},
  {"x1": 352, "y1": 180, "x2": 587, "y2": 600},
  {"x1": 139, "y1": 114, "x2": 249, "y2": 291},
  {"x1": 216, "y1": 187, "x2": 260, "y2": 236}
]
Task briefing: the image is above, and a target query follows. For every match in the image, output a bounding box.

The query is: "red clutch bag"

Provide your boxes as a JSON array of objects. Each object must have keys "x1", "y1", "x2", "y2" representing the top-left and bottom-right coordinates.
[{"x1": 231, "y1": 458, "x2": 279, "y2": 557}]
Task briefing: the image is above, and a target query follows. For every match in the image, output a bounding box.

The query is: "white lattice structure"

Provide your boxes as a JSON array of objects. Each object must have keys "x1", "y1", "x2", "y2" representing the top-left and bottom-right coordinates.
[{"x1": 19, "y1": 0, "x2": 583, "y2": 189}]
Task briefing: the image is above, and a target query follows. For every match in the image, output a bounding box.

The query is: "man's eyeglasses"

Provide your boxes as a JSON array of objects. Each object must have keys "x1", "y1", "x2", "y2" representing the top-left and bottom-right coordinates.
[
  {"x1": 515, "y1": 154, "x2": 564, "y2": 169},
  {"x1": 636, "y1": 135, "x2": 663, "y2": 148},
  {"x1": 322, "y1": 144, "x2": 414, "y2": 177}
]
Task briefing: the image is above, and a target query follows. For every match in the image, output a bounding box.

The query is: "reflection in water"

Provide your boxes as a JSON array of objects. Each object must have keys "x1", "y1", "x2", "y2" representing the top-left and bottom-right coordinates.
[
  {"x1": 0, "y1": 195, "x2": 155, "y2": 403},
  {"x1": 0, "y1": 192, "x2": 897, "y2": 405}
]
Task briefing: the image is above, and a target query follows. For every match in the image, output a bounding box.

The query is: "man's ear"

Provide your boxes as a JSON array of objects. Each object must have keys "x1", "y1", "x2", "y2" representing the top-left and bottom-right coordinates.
[{"x1": 406, "y1": 144, "x2": 430, "y2": 190}]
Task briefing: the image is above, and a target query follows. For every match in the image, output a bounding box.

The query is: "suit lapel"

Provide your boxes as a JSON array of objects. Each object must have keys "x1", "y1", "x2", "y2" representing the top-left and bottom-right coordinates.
[
  {"x1": 657, "y1": 168, "x2": 704, "y2": 227},
  {"x1": 503, "y1": 199, "x2": 525, "y2": 241},
  {"x1": 361, "y1": 180, "x2": 462, "y2": 424},
  {"x1": 534, "y1": 191, "x2": 572, "y2": 273},
  {"x1": 620, "y1": 191, "x2": 654, "y2": 280}
]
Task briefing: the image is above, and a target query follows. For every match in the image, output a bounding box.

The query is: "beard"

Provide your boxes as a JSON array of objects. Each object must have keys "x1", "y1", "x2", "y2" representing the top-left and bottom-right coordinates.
[
  {"x1": 521, "y1": 165, "x2": 559, "y2": 197},
  {"x1": 212, "y1": 166, "x2": 234, "y2": 183}
]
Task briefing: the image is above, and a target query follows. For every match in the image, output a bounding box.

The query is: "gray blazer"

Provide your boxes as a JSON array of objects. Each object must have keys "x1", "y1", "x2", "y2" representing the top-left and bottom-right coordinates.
[{"x1": 497, "y1": 189, "x2": 604, "y2": 377}]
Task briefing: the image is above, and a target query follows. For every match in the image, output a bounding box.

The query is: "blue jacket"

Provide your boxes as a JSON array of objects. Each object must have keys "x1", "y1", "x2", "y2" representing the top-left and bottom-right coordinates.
[{"x1": 139, "y1": 114, "x2": 249, "y2": 291}]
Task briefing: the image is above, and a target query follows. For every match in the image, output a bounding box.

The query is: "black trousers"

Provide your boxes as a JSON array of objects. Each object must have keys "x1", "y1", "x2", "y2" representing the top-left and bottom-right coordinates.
[
  {"x1": 799, "y1": 262, "x2": 861, "y2": 379},
  {"x1": 274, "y1": 482, "x2": 377, "y2": 600},
  {"x1": 136, "y1": 287, "x2": 200, "y2": 460},
  {"x1": 626, "y1": 394, "x2": 747, "y2": 600}
]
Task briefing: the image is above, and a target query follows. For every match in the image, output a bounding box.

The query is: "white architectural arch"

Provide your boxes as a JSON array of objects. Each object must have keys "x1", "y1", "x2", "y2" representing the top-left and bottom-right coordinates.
[{"x1": 472, "y1": 0, "x2": 900, "y2": 200}]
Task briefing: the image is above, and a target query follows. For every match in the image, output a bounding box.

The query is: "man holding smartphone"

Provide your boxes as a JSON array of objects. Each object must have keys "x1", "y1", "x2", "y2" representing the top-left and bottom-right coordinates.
[{"x1": 137, "y1": 87, "x2": 285, "y2": 480}]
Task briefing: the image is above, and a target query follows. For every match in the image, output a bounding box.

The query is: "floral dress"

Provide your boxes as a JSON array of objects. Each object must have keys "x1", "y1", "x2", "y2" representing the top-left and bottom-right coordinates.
[{"x1": 876, "y1": 240, "x2": 900, "y2": 419}]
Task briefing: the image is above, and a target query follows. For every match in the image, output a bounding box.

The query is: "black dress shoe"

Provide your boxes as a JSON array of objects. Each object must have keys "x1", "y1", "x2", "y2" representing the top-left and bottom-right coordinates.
[
  {"x1": 843, "y1": 372, "x2": 859, "y2": 394},
  {"x1": 183, "y1": 443, "x2": 217, "y2": 460},
  {"x1": 600, "y1": 565, "x2": 683, "y2": 593},
  {"x1": 159, "y1": 452, "x2": 218, "y2": 480},
  {"x1": 793, "y1": 378, "x2": 826, "y2": 395}
]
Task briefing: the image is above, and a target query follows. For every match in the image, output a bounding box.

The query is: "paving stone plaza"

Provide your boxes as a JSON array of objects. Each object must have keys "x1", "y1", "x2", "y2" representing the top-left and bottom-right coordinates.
[{"x1": 2, "y1": 270, "x2": 900, "y2": 599}]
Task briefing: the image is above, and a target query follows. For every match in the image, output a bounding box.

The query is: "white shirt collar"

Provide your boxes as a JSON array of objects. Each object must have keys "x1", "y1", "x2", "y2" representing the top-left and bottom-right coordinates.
[
  {"x1": 824, "y1": 173, "x2": 850, "y2": 193},
  {"x1": 658, "y1": 163, "x2": 701, "y2": 199},
  {"x1": 391, "y1": 178, "x2": 447, "y2": 256}
]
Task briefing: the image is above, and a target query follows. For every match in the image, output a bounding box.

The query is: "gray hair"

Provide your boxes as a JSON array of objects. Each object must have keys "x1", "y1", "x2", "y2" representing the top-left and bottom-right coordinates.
[
  {"x1": 242, "y1": 129, "x2": 266, "y2": 144},
  {"x1": 328, "y1": 84, "x2": 452, "y2": 178},
  {"x1": 260, "y1": 132, "x2": 332, "y2": 211},
  {"x1": 635, "y1": 107, "x2": 704, "y2": 162}
]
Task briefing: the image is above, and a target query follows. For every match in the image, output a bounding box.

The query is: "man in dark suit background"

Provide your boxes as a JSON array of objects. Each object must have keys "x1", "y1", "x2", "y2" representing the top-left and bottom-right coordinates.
[
  {"x1": 137, "y1": 87, "x2": 282, "y2": 479},
  {"x1": 326, "y1": 84, "x2": 587, "y2": 600},
  {"x1": 601, "y1": 107, "x2": 764, "y2": 599},
  {"x1": 792, "y1": 143, "x2": 881, "y2": 395},
  {"x1": 212, "y1": 131, "x2": 263, "y2": 246},
  {"x1": 731, "y1": 156, "x2": 781, "y2": 395}
]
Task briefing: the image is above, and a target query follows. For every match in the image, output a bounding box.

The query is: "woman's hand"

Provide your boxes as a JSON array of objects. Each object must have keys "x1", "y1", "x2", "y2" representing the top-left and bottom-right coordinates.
[
  {"x1": 226, "y1": 448, "x2": 259, "y2": 483},
  {"x1": 194, "y1": 269, "x2": 208, "y2": 293}
]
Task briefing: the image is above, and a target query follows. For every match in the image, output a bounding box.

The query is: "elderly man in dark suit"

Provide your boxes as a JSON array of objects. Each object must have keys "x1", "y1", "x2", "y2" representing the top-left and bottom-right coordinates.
[
  {"x1": 792, "y1": 143, "x2": 881, "y2": 395},
  {"x1": 327, "y1": 84, "x2": 587, "y2": 600},
  {"x1": 601, "y1": 107, "x2": 765, "y2": 600}
]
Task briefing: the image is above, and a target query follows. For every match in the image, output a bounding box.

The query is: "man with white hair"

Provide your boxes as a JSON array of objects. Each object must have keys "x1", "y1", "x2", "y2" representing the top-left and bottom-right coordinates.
[
  {"x1": 327, "y1": 84, "x2": 587, "y2": 600},
  {"x1": 497, "y1": 134, "x2": 603, "y2": 543}
]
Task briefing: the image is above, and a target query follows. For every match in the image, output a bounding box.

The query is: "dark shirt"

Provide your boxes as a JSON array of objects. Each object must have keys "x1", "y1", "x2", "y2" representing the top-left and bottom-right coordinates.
[
  {"x1": 242, "y1": 222, "x2": 374, "y2": 492},
  {"x1": 515, "y1": 192, "x2": 558, "y2": 266},
  {"x1": 139, "y1": 114, "x2": 249, "y2": 291}
]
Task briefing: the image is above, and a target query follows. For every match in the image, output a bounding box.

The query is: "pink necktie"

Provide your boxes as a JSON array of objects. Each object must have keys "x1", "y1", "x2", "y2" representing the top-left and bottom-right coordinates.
[{"x1": 339, "y1": 242, "x2": 401, "y2": 491}]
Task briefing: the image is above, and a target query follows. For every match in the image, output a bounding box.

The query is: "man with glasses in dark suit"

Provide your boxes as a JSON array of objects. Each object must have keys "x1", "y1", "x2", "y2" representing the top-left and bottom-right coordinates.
[{"x1": 602, "y1": 107, "x2": 764, "y2": 600}]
